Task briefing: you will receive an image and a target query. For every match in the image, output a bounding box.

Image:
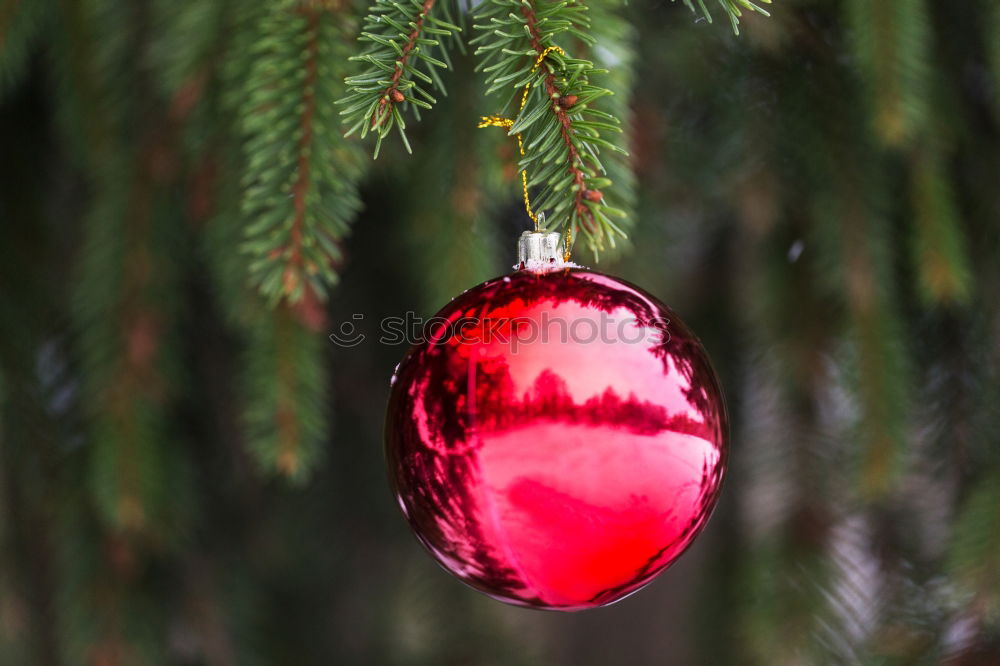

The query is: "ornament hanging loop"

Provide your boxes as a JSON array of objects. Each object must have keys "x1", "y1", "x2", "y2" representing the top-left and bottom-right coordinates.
[{"x1": 478, "y1": 46, "x2": 566, "y2": 231}]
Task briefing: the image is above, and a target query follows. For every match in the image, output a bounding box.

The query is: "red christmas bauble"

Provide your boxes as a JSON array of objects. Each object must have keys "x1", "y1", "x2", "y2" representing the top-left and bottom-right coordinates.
[{"x1": 385, "y1": 264, "x2": 728, "y2": 610}]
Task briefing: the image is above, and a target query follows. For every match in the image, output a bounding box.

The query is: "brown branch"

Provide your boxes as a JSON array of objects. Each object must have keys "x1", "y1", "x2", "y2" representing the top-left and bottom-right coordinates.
[
  {"x1": 282, "y1": 9, "x2": 322, "y2": 298},
  {"x1": 372, "y1": 0, "x2": 437, "y2": 127},
  {"x1": 519, "y1": 2, "x2": 596, "y2": 231}
]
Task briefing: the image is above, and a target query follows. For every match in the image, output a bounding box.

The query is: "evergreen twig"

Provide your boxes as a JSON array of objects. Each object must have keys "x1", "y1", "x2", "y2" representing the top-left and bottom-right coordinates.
[
  {"x1": 339, "y1": 0, "x2": 463, "y2": 157},
  {"x1": 221, "y1": 1, "x2": 344, "y2": 480},
  {"x1": 237, "y1": 0, "x2": 365, "y2": 305},
  {"x1": 675, "y1": 0, "x2": 771, "y2": 34},
  {"x1": 472, "y1": 0, "x2": 628, "y2": 256},
  {"x1": 580, "y1": 0, "x2": 636, "y2": 257}
]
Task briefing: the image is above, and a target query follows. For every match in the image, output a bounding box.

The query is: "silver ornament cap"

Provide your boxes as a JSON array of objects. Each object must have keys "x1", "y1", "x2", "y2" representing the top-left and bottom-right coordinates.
[
  {"x1": 518, "y1": 230, "x2": 562, "y2": 264},
  {"x1": 517, "y1": 214, "x2": 570, "y2": 271}
]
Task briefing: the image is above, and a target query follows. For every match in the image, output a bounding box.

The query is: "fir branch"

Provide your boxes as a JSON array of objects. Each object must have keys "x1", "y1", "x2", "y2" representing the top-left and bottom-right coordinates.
[
  {"x1": 289, "y1": 9, "x2": 322, "y2": 293},
  {"x1": 911, "y1": 145, "x2": 971, "y2": 305},
  {"x1": 242, "y1": 303, "x2": 329, "y2": 482},
  {"x1": 237, "y1": 0, "x2": 365, "y2": 305},
  {"x1": 846, "y1": 0, "x2": 930, "y2": 147},
  {"x1": 473, "y1": 0, "x2": 629, "y2": 256},
  {"x1": 202, "y1": 143, "x2": 332, "y2": 482},
  {"x1": 223, "y1": 2, "x2": 347, "y2": 481},
  {"x1": 150, "y1": 0, "x2": 230, "y2": 106},
  {"x1": 49, "y1": 0, "x2": 121, "y2": 158},
  {"x1": 574, "y1": 0, "x2": 636, "y2": 257},
  {"x1": 0, "y1": 0, "x2": 52, "y2": 98},
  {"x1": 674, "y1": 0, "x2": 771, "y2": 34},
  {"x1": 828, "y1": 179, "x2": 909, "y2": 499},
  {"x1": 77, "y1": 165, "x2": 188, "y2": 537},
  {"x1": 947, "y1": 472, "x2": 1000, "y2": 617},
  {"x1": 55, "y1": 0, "x2": 191, "y2": 538},
  {"x1": 340, "y1": 0, "x2": 463, "y2": 156}
]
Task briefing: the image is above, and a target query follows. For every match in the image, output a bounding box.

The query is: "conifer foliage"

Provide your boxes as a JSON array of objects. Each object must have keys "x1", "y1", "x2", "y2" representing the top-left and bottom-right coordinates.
[
  {"x1": 238, "y1": 0, "x2": 365, "y2": 305},
  {"x1": 340, "y1": 0, "x2": 762, "y2": 255},
  {"x1": 340, "y1": 0, "x2": 464, "y2": 156}
]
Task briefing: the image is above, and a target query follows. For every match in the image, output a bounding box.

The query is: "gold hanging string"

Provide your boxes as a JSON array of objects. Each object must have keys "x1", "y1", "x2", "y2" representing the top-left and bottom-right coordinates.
[{"x1": 478, "y1": 45, "x2": 566, "y2": 234}]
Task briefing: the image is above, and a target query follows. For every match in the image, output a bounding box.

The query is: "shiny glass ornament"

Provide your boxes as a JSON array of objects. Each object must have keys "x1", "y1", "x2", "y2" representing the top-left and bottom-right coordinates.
[{"x1": 385, "y1": 245, "x2": 728, "y2": 610}]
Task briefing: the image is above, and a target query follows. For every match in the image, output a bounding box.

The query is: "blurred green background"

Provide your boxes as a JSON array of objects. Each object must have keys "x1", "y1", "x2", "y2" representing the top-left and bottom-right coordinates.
[{"x1": 1, "y1": 0, "x2": 999, "y2": 664}]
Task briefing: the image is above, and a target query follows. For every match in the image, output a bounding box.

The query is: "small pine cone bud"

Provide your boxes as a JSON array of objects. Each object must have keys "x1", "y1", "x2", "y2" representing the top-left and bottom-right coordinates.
[
  {"x1": 558, "y1": 95, "x2": 578, "y2": 108},
  {"x1": 389, "y1": 89, "x2": 405, "y2": 104},
  {"x1": 583, "y1": 189, "x2": 604, "y2": 202}
]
